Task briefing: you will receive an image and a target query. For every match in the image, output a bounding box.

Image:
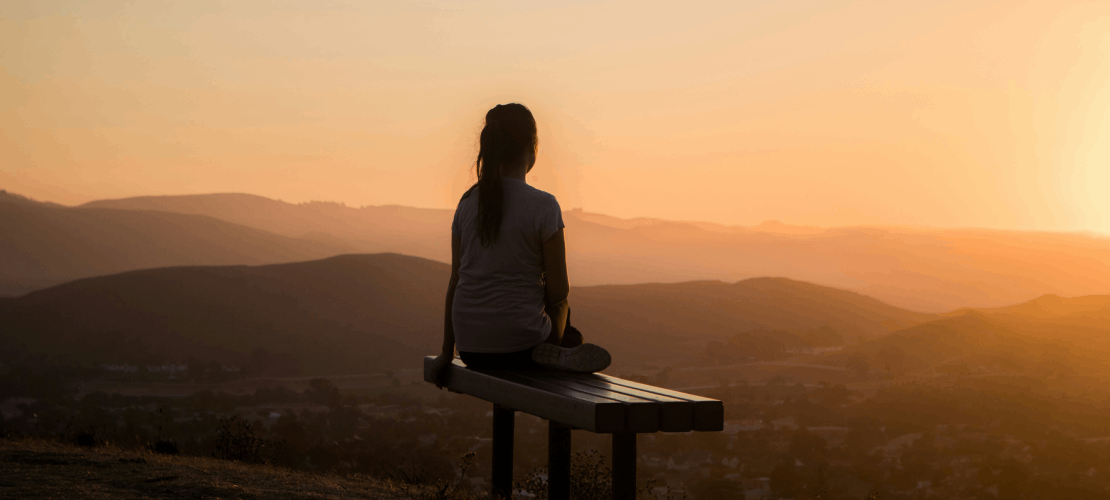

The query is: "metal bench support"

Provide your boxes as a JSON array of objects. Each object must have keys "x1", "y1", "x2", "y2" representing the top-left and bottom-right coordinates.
[
  {"x1": 424, "y1": 356, "x2": 723, "y2": 500},
  {"x1": 612, "y1": 432, "x2": 636, "y2": 500},
  {"x1": 491, "y1": 405, "x2": 515, "y2": 498},
  {"x1": 490, "y1": 412, "x2": 638, "y2": 500},
  {"x1": 549, "y1": 421, "x2": 572, "y2": 500}
]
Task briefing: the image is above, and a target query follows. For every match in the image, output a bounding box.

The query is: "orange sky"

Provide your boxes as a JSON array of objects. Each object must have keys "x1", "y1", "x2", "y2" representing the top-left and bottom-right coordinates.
[{"x1": 2, "y1": 0, "x2": 1108, "y2": 231}]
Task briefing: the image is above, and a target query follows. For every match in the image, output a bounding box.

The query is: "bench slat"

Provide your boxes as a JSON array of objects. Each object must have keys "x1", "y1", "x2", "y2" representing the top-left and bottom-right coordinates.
[
  {"x1": 423, "y1": 357, "x2": 626, "y2": 432},
  {"x1": 561, "y1": 374, "x2": 695, "y2": 432},
  {"x1": 422, "y1": 356, "x2": 724, "y2": 433},
  {"x1": 583, "y1": 374, "x2": 725, "y2": 432},
  {"x1": 510, "y1": 372, "x2": 659, "y2": 433}
]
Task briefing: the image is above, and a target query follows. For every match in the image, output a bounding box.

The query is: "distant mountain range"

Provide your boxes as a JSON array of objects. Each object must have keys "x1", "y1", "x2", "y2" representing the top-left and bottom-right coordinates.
[
  {"x1": 0, "y1": 253, "x2": 935, "y2": 373},
  {"x1": 82, "y1": 193, "x2": 449, "y2": 264},
  {"x1": 0, "y1": 190, "x2": 352, "y2": 296},
  {"x1": 3, "y1": 245, "x2": 1106, "y2": 376},
  {"x1": 5, "y1": 189, "x2": 1110, "y2": 311}
]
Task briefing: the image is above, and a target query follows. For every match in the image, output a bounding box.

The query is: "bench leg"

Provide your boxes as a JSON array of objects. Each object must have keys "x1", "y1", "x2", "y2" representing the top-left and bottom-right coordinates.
[
  {"x1": 491, "y1": 405, "x2": 514, "y2": 498},
  {"x1": 548, "y1": 421, "x2": 572, "y2": 500},
  {"x1": 612, "y1": 432, "x2": 636, "y2": 500}
]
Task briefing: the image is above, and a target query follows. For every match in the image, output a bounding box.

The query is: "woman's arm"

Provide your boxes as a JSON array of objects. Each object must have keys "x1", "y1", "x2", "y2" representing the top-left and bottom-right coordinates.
[
  {"x1": 542, "y1": 228, "x2": 570, "y2": 345},
  {"x1": 431, "y1": 231, "x2": 462, "y2": 388}
]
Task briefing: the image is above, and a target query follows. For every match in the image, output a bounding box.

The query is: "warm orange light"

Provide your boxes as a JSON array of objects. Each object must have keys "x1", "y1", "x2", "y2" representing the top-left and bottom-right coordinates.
[{"x1": 2, "y1": 1, "x2": 1109, "y2": 233}]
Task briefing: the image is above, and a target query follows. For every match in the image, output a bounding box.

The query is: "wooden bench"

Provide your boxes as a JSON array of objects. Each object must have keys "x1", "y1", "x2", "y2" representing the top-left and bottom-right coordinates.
[{"x1": 422, "y1": 356, "x2": 724, "y2": 500}]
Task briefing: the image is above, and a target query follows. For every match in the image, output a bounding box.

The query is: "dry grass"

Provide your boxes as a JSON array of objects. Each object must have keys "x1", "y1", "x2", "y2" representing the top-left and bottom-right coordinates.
[{"x1": 0, "y1": 437, "x2": 426, "y2": 499}]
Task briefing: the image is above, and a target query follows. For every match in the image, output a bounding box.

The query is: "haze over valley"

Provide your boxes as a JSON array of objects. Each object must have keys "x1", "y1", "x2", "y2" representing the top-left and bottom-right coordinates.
[
  {"x1": 0, "y1": 252, "x2": 938, "y2": 373},
  {"x1": 4, "y1": 187, "x2": 1110, "y2": 384},
  {"x1": 6, "y1": 189, "x2": 1110, "y2": 312}
]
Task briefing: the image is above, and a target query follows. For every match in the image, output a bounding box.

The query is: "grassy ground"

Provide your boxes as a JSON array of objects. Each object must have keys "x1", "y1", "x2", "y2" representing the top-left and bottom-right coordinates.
[{"x1": 0, "y1": 438, "x2": 422, "y2": 499}]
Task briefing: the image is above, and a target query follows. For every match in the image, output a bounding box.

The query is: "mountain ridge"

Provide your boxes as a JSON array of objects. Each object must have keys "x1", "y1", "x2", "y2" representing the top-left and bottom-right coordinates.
[
  {"x1": 0, "y1": 253, "x2": 934, "y2": 372},
  {"x1": 0, "y1": 193, "x2": 355, "y2": 295},
  {"x1": 10, "y1": 190, "x2": 1110, "y2": 311},
  {"x1": 0, "y1": 253, "x2": 440, "y2": 374}
]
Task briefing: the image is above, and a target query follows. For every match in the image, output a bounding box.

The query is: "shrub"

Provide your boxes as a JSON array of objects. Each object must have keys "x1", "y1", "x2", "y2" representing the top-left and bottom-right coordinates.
[
  {"x1": 73, "y1": 427, "x2": 103, "y2": 448},
  {"x1": 515, "y1": 449, "x2": 684, "y2": 500},
  {"x1": 211, "y1": 416, "x2": 279, "y2": 464},
  {"x1": 152, "y1": 439, "x2": 179, "y2": 455}
]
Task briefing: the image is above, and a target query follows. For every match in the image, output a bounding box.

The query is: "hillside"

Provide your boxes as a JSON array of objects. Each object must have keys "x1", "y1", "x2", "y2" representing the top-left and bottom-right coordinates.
[
  {"x1": 954, "y1": 293, "x2": 1110, "y2": 320},
  {"x1": 822, "y1": 294, "x2": 1110, "y2": 378},
  {"x1": 82, "y1": 192, "x2": 1110, "y2": 311},
  {"x1": 0, "y1": 253, "x2": 931, "y2": 371},
  {"x1": 0, "y1": 438, "x2": 415, "y2": 500},
  {"x1": 0, "y1": 192, "x2": 353, "y2": 296},
  {"x1": 572, "y1": 277, "x2": 934, "y2": 364},
  {"x1": 0, "y1": 254, "x2": 439, "y2": 374}
]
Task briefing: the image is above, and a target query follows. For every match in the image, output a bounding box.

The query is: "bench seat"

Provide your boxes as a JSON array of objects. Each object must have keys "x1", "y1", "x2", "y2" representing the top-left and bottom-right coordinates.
[
  {"x1": 422, "y1": 356, "x2": 723, "y2": 433},
  {"x1": 422, "y1": 356, "x2": 724, "y2": 500}
]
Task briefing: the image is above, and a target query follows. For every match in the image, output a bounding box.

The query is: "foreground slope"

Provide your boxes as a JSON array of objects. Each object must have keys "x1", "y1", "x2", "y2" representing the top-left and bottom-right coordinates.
[
  {"x1": 0, "y1": 438, "x2": 414, "y2": 500},
  {"x1": 0, "y1": 253, "x2": 931, "y2": 371},
  {"x1": 84, "y1": 192, "x2": 1110, "y2": 311},
  {"x1": 0, "y1": 192, "x2": 352, "y2": 296}
]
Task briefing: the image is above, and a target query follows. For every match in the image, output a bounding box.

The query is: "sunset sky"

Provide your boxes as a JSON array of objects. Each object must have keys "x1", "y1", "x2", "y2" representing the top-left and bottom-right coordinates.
[{"x1": 2, "y1": 0, "x2": 1108, "y2": 231}]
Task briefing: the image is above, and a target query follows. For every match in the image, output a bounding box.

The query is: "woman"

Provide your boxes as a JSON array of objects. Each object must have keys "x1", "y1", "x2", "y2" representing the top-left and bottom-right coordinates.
[{"x1": 430, "y1": 103, "x2": 610, "y2": 387}]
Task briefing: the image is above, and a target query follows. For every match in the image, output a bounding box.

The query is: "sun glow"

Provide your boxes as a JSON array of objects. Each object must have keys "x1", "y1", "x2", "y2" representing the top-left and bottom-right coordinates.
[
  {"x1": 1089, "y1": 117, "x2": 1110, "y2": 234},
  {"x1": 2, "y1": 0, "x2": 1110, "y2": 232}
]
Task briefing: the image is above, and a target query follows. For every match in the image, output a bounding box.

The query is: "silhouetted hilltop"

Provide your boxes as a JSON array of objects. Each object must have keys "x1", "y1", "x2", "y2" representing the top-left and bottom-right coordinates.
[
  {"x1": 83, "y1": 193, "x2": 452, "y2": 264},
  {"x1": 0, "y1": 254, "x2": 438, "y2": 374},
  {"x1": 78, "y1": 192, "x2": 1110, "y2": 311},
  {"x1": 572, "y1": 277, "x2": 934, "y2": 363},
  {"x1": 963, "y1": 293, "x2": 1110, "y2": 319},
  {"x1": 0, "y1": 189, "x2": 66, "y2": 208},
  {"x1": 825, "y1": 295, "x2": 1110, "y2": 377},
  {"x1": 0, "y1": 195, "x2": 353, "y2": 295}
]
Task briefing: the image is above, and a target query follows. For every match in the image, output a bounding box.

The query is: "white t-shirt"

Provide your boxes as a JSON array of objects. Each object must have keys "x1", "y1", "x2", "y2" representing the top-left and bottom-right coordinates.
[{"x1": 451, "y1": 178, "x2": 565, "y2": 353}]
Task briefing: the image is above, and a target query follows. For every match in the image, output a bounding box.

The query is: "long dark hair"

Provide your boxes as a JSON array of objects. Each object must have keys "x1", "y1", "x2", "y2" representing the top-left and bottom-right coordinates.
[{"x1": 474, "y1": 103, "x2": 538, "y2": 246}]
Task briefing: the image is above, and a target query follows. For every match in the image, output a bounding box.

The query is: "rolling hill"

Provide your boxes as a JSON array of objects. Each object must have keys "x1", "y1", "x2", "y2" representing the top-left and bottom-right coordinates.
[
  {"x1": 821, "y1": 294, "x2": 1110, "y2": 379},
  {"x1": 954, "y1": 293, "x2": 1110, "y2": 320},
  {"x1": 0, "y1": 191, "x2": 353, "y2": 295},
  {"x1": 571, "y1": 278, "x2": 935, "y2": 364},
  {"x1": 0, "y1": 253, "x2": 933, "y2": 372},
  {"x1": 0, "y1": 253, "x2": 440, "y2": 374},
  {"x1": 82, "y1": 192, "x2": 1110, "y2": 312}
]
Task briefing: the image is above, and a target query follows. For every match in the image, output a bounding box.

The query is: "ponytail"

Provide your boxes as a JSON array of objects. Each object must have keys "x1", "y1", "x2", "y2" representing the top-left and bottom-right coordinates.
[{"x1": 474, "y1": 103, "x2": 538, "y2": 246}]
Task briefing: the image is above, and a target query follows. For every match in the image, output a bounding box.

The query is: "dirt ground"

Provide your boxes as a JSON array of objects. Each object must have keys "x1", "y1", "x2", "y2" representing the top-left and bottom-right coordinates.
[{"x1": 0, "y1": 438, "x2": 421, "y2": 500}]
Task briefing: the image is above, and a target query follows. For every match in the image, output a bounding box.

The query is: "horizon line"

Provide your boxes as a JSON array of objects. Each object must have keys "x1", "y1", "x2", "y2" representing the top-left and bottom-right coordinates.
[{"x1": 3, "y1": 187, "x2": 1108, "y2": 238}]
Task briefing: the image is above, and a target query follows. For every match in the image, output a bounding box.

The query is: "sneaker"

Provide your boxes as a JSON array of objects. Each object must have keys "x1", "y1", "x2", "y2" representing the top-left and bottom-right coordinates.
[{"x1": 532, "y1": 342, "x2": 611, "y2": 373}]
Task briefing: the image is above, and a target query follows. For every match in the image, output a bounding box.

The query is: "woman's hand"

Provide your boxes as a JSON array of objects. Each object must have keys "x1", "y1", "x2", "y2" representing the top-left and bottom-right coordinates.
[{"x1": 430, "y1": 352, "x2": 454, "y2": 389}]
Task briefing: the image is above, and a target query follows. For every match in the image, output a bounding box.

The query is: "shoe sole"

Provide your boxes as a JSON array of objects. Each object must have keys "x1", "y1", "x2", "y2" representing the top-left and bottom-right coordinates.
[{"x1": 532, "y1": 343, "x2": 612, "y2": 373}]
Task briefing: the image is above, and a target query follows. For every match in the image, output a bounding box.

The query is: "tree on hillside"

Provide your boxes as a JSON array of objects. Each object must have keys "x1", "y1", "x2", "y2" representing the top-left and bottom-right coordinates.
[{"x1": 846, "y1": 353, "x2": 870, "y2": 379}]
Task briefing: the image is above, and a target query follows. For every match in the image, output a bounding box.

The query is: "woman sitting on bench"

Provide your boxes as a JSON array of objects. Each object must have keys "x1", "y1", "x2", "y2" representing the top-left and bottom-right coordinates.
[{"x1": 431, "y1": 103, "x2": 611, "y2": 386}]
